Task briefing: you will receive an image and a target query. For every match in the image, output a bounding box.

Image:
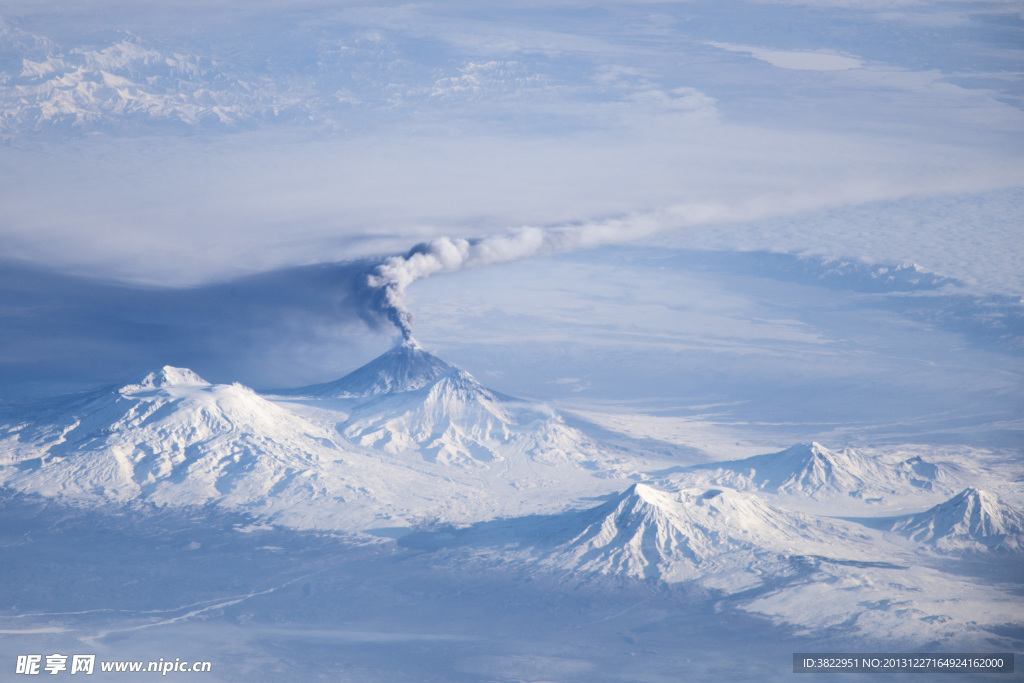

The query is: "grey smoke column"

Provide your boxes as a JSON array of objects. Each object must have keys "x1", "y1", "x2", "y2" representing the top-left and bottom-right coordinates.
[
  {"x1": 364, "y1": 200, "x2": 779, "y2": 338},
  {"x1": 366, "y1": 228, "x2": 548, "y2": 339}
]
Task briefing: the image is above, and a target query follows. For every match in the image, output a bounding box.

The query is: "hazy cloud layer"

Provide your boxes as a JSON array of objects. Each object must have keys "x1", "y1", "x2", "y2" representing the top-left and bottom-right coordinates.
[
  {"x1": 1, "y1": 1, "x2": 1021, "y2": 286},
  {"x1": 0, "y1": 259, "x2": 393, "y2": 398}
]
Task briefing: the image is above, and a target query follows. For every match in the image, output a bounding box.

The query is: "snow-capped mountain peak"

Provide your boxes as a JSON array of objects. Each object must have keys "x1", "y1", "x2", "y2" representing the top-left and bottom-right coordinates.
[
  {"x1": 338, "y1": 364, "x2": 519, "y2": 464},
  {"x1": 691, "y1": 441, "x2": 881, "y2": 497},
  {"x1": 285, "y1": 342, "x2": 608, "y2": 469},
  {"x1": 285, "y1": 340, "x2": 452, "y2": 398},
  {"x1": 890, "y1": 488, "x2": 1024, "y2": 554},
  {"x1": 538, "y1": 483, "x2": 874, "y2": 588},
  {"x1": 761, "y1": 441, "x2": 869, "y2": 490},
  {"x1": 629, "y1": 481, "x2": 673, "y2": 506},
  {"x1": 124, "y1": 366, "x2": 210, "y2": 391},
  {"x1": 419, "y1": 368, "x2": 512, "y2": 419}
]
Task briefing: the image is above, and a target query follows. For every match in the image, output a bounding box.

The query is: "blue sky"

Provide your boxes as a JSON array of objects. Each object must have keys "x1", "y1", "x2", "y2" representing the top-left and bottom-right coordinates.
[{"x1": 0, "y1": 0, "x2": 1021, "y2": 409}]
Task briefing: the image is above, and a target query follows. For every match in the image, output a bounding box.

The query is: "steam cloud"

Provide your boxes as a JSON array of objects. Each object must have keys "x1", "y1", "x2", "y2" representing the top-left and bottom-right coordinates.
[{"x1": 366, "y1": 200, "x2": 781, "y2": 339}]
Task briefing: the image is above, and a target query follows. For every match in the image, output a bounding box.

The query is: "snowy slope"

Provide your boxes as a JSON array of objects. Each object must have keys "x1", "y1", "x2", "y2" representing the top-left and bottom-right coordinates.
[
  {"x1": 890, "y1": 488, "x2": 1024, "y2": 554},
  {"x1": 682, "y1": 442, "x2": 953, "y2": 501},
  {"x1": 340, "y1": 368, "x2": 515, "y2": 464}
]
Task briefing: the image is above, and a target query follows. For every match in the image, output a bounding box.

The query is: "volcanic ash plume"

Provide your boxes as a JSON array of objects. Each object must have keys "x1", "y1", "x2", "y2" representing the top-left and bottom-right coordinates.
[
  {"x1": 366, "y1": 227, "x2": 548, "y2": 339},
  {"x1": 364, "y1": 199, "x2": 787, "y2": 339}
]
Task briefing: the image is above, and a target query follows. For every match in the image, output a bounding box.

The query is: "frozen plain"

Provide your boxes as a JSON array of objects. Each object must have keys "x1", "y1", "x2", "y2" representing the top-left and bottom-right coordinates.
[{"x1": 1, "y1": 248, "x2": 1022, "y2": 682}]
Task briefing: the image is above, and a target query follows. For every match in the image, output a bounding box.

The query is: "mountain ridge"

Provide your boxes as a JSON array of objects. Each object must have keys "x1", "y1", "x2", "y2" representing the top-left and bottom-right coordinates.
[{"x1": 683, "y1": 442, "x2": 952, "y2": 500}]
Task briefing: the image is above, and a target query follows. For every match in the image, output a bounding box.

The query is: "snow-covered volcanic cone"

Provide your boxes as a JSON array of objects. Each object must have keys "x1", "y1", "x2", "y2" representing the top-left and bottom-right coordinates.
[
  {"x1": 890, "y1": 488, "x2": 1024, "y2": 554},
  {"x1": 288, "y1": 339, "x2": 614, "y2": 469}
]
